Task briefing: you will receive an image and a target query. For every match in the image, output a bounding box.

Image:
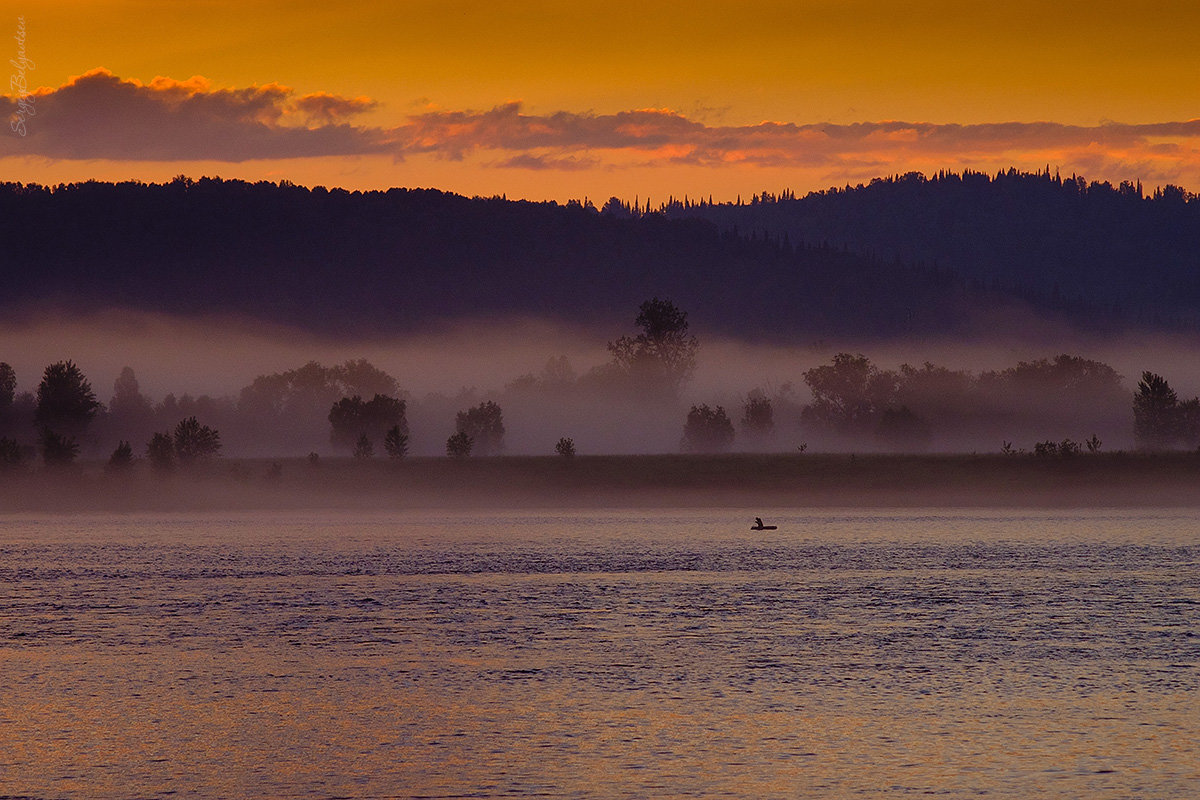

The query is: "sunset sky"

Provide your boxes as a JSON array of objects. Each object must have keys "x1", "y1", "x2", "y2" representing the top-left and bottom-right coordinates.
[{"x1": 2, "y1": 0, "x2": 1199, "y2": 201}]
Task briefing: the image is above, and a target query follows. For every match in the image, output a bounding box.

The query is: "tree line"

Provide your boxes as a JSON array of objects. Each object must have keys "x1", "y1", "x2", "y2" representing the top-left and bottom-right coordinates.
[
  {"x1": 0, "y1": 358, "x2": 519, "y2": 470},
  {"x1": 0, "y1": 174, "x2": 1134, "y2": 344},
  {"x1": 680, "y1": 353, "x2": 1197, "y2": 455},
  {"x1": 2, "y1": 299, "x2": 1196, "y2": 469}
]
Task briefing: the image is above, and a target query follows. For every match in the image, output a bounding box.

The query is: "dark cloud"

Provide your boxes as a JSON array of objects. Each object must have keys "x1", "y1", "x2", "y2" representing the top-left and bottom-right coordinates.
[
  {"x1": 0, "y1": 69, "x2": 388, "y2": 160},
  {"x1": 493, "y1": 153, "x2": 602, "y2": 171},
  {"x1": 293, "y1": 92, "x2": 378, "y2": 125}
]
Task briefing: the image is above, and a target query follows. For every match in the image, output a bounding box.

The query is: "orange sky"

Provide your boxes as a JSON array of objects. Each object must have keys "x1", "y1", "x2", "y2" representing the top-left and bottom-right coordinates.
[{"x1": 3, "y1": 0, "x2": 1200, "y2": 200}]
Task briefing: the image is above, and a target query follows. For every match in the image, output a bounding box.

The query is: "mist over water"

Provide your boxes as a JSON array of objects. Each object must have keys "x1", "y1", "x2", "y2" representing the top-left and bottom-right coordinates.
[{"x1": 5, "y1": 310, "x2": 1200, "y2": 455}]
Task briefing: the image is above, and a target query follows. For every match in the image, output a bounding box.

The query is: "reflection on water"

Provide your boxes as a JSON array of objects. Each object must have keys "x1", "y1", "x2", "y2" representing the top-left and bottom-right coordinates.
[{"x1": 0, "y1": 510, "x2": 1197, "y2": 798}]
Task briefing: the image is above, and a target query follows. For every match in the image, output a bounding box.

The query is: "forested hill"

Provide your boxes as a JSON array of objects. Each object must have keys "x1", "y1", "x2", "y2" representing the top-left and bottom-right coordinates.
[
  {"x1": 661, "y1": 169, "x2": 1200, "y2": 330},
  {"x1": 0, "y1": 176, "x2": 1176, "y2": 340}
]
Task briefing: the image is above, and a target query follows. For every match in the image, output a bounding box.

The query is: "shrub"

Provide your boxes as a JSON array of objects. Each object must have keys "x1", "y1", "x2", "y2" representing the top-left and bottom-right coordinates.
[
  {"x1": 1034, "y1": 439, "x2": 1081, "y2": 458},
  {"x1": 1033, "y1": 440, "x2": 1058, "y2": 458},
  {"x1": 446, "y1": 431, "x2": 473, "y2": 458},
  {"x1": 383, "y1": 424, "x2": 409, "y2": 459}
]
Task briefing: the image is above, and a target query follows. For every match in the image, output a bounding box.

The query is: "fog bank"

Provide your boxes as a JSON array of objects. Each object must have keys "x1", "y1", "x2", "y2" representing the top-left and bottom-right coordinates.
[{"x1": 4, "y1": 310, "x2": 1200, "y2": 457}]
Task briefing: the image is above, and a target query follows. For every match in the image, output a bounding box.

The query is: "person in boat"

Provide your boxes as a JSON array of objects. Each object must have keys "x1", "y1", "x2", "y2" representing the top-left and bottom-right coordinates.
[{"x1": 754, "y1": 517, "x2": 765, "y2": 528}]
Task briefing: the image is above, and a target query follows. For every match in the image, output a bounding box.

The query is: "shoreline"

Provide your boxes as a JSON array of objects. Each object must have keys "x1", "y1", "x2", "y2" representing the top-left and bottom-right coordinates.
[{"x1": 3, "y1": 452, "x2": 1200, "y2": 512}]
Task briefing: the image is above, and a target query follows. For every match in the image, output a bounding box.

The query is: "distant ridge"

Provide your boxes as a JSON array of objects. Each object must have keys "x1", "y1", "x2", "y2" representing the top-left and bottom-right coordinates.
[
  {"x1": 662, "y1": 169, "x2": 1200, "y2": 331},
  {"x1": 0, "y1": 172, "x2": 1193, "y2": 340}
]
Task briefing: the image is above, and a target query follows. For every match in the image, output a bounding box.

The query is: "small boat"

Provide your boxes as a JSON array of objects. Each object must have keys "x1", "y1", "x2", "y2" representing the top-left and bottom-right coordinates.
[{"x1": 751, "y1": 517, "x2": 778, "y2": 531}]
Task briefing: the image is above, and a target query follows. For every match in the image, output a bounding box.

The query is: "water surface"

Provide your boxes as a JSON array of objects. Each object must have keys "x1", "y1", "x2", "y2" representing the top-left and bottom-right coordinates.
[{"x1": 1, "y1": 509, "x2": 1197, "y2": 798}]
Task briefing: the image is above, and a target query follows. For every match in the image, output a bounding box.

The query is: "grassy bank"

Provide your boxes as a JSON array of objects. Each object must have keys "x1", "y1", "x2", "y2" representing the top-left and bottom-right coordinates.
[{"x1": 3, "y1": 452, "x2": 1200, "y2": 511}]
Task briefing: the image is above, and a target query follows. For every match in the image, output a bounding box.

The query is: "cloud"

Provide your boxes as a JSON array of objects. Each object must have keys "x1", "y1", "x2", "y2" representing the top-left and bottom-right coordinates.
[
  {"x1": 391, "y1": 107, "x2": 1200, "y2": 171},
  {"x1": 5, "y1": 69, "x2": 1200, "y2": 189},
  {"x1": 0, "y1": 69, "x2": 388, "y2": 160},
  {"x1": 389, "y1": 107, "x2": 1200, "y2": 188},
  {"x1": 493, "y1": 153, "x2": 601, "y2": 171},
  {"x1": 294, "y1": 92, "x2": 378, "y2": 125}
]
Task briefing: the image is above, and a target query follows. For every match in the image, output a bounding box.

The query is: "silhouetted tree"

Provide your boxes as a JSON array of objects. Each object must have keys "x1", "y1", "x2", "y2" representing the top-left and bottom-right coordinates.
[
  {"x1": 353, "y1": 433, "x2": 374, "y2": 459},
  {"x1": 1133, "y1": 372, "x2": 1179, "y2": 449},
  {"x1": 981, "y1": 355, "x2": 1124, "y2": 407},
  {"x1": 241, "y1": 360, "x2": 400, "y2": 420},
  {"x1": 607, "y1": 298, "x2": 699, "y2": 397},
  {"x1": 35, "y1": 361, "x2": 101, "y2": 440},
  {"x1": 39, "y1": 427, "x2": 79, "y2": 467},
  {"x1": 104, "y1": 366, "x2": 156, "y2": 450},
  {"x1": 329, "y1": 393, "x2": 407, "y2": 452},
  {"x1": 555, "y1": 437, "x2": 576, "y2": 458},
  {"x1": 172, "y1": 417, "x2": 222, "y2": 465},
  {"x1": 802, "y1": 353, "x2": 898, "y2": 434},
  {"x1": 107, "y1": 440, "x2": 135, "y2": 472},
  {"x1": 109, "y1": 367, "x2": 153, "y2": 419},
  {"x1": 383, "y1": 424, "x2": 409, "y2": 459},
  {"x1": 338, "y1": 359, "x2": 400, "y2": 398},
  {"x1": 446, "y1": 431, "x2": 473, "y2": 458},
  {"x1": 455, "y1": 400, "x2": 505, "y2": 456},
  {"x1": 237, "y1": 360, "x2": 400, "y2": 453},
  {"x1": 740, "y1": 390, "x2": 774, "y2": 437},
  {"x1": 146, "y1": 432, "x2": 175, "y2": 473},
  {"x1": 681, "y1": 404, "x2": 735, "y2": 452}
]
